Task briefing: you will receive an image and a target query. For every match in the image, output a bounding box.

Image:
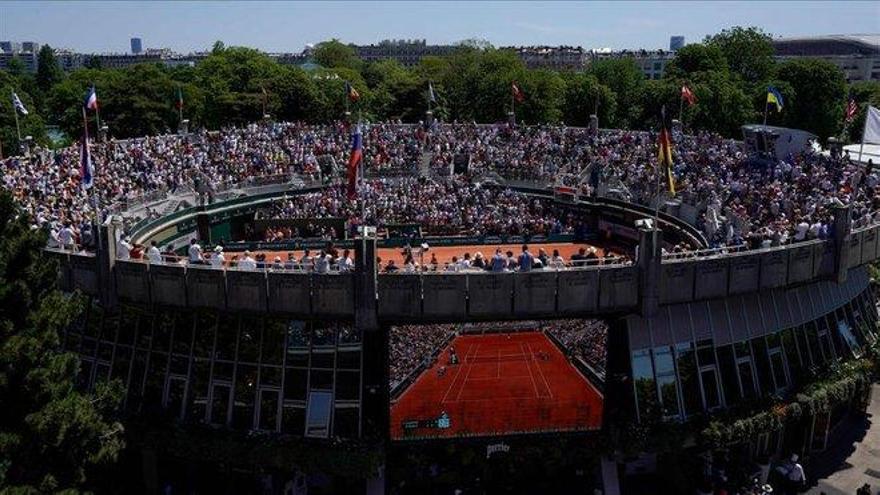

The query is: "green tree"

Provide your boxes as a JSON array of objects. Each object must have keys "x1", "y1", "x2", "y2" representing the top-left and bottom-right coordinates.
[
  {"x1": 705, "y1": 26, "x2": 775, "y2": 85},
  {"x1": 0, "y1": 191, "x2": 125, "y2": 491},
  {"x1": 267, "y1": 65, "x2": 319, "y2": 122},
  {"x1": 313, "y1": 39, "x2": 361, "y2": 70},
  {"x1": 845, "y1": 81, "x2": 880, "y2": 143},
  {"x1": 560, "y1": 72, "x2": 616, "y2": 127},
  {"x1": 0, "y1": 71, "x2": 49, "y2": 153},
  {"x1": 587, "y1": 58, "x2": 645, "y2": 128},
  {"x1": 36, "y1": 44, "x2": 64, "y2": 93},
  {"x1": 776, "y1": 58, "x2": 847, "y2": 142},
  {"x1": 664, "y1": 44, "x2": 728, "y2": 80}
]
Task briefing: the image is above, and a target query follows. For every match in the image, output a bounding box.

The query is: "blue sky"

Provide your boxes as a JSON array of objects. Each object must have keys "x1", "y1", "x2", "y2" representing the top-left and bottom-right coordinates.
[{"x1": 1, "y1": 1, "x2": 878, "y2": 53}]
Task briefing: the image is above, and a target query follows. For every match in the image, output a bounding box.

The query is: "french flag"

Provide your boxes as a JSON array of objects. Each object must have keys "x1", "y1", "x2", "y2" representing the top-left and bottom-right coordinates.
[
  {"x1": 346, "y1": 125, "x2": 363, "y2": 199},
  {"x1": 83, "y1": 85, "x2": 98, "y2": 111},
  {"x1": 81, "y1": 129, "x2": 94, "y2": 189}
]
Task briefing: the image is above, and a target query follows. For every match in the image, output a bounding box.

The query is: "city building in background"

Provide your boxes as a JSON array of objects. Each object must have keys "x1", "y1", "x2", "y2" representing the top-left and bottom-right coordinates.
[
  {"x1": 772, "y1": 34, "x2": 880, "y2": 81},
  {"x1": 0, "y1": 40, "x2": 40, "y2": 72},
  {"x1": 130, "y1": 37, "x2": 142, "y2": 54},
  {"x1": 354, "y1": 39, "x2": 457, "y2": 67},
  {"x1": 670, "y1": 35, "x2": 685, "y2": 51}
]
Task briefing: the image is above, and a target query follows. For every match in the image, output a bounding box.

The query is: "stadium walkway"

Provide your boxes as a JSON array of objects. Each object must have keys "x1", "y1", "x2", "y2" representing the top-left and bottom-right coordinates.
[{"x1": 807, "y1": 383, "x2": 880, "y2": 494}]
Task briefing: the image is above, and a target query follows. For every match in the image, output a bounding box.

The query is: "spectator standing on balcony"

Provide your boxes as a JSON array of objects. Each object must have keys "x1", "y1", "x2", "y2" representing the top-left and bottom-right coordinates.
[
  {"x1": 58, "y1": 222, "x2": 75, "y2": 250},
  {"x1": 314, "y1": 251, "x2": 330, "y2": 273},
  {"x1": 117, "y1": 236, "x2": 132, "y2": 260},
  {"x1": 188, "y1": 239, "x2": 203, "y2": 264},
  {"x1": 239, "y1": 251, "x2": 257, "y2": 270},
  {"x1": 147, "y1": 241, "x2": 162, "y2": 264},
  {"x1": 518, "y1": 245, "x2": 534, "y2": 272},
  {"x1": 339, "y1": 249, "x2": 354, "y2": 271},
  {"x1": 210, "y1": 246, "x2": 225, "y2": 268}
]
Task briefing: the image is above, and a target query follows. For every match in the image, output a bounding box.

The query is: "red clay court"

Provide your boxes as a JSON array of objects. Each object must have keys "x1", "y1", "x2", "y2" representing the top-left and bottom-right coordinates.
[{"x1": 390, "y1": 332, "x2": 604, "y2": 440}]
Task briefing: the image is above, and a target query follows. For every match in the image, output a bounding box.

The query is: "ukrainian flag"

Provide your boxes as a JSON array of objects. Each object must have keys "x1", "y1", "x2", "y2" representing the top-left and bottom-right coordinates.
[{"x1": 767, "y1": 86, "x2": 784, "y2": 112}]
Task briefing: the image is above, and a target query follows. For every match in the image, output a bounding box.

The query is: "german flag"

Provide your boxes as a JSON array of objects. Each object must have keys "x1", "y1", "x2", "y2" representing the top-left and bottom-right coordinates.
[{"x1": 657, "y1": 106, "x2": 675, "y2": 195}]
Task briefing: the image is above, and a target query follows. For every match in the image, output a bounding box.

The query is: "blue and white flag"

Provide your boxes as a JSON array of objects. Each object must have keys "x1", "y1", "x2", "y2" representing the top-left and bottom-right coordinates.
[
  {"x1": 428, "y1": 82, "x2": 436, "y2": 103},
  {"x1": 11, "y1": 91, "x2": 28, "y2": 115}
]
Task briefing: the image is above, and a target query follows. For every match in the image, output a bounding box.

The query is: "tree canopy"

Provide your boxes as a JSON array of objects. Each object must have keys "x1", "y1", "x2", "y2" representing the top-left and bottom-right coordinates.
[
  {"x1": 0, "y1": 28, "x2": 866, "y2": 151},
  {"x1": 0, "y1": 190, "x2": 125, "y2": 491}
]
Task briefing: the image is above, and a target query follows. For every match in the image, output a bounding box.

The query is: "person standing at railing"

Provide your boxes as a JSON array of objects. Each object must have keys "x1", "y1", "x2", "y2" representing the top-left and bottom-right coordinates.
[
  {"x1": 116, "y1": 236, "x2": 132, "y2": 261},
  {"x1": 58, "y1": 222, "x2": 76, "y2": 251},
  {"x1": 188, "y1": 238, "x2": 203, "y2": 265},
  {"x1": 210, "y1": 246, "x2": 225, "y2": 268},
  {"x1": 239, "y1": 251, "x2": 257, "y2": 270},
  {"x1": 146, "y1": 241, "x2": 162, "y2": 264},
  {"x1": 517, "y1": 245, "x2": 534, "y2": 272}
]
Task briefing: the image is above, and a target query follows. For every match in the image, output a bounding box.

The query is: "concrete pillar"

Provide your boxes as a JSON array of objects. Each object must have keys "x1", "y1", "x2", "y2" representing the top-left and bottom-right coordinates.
[
  {"x1": 636, "y1": 222, "x2": 661, "y2": 318},
  {"x1": 96, "y1": 217, "x2": 119, "y2": 311},
  {"x1": 589, "y1": 114, "x2": 599, "y2": 136},
  {"x1": 832, "y1": 204, "x2": 853, "y2": 284},
  {"x1": 354, "y1": 234, "x2": 387, "y2": 442},
  {"x1": 507, "y1": 111, "x2": 516, "y2": 126}
]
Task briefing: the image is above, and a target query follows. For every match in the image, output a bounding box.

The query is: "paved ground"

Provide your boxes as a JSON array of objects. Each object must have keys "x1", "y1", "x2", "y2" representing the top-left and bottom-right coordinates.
[{"x1": 807, "y1": 383, "x2": 880, "y2": 495}]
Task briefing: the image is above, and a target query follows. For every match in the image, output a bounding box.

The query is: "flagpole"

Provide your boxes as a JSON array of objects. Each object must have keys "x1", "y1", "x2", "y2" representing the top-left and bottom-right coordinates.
[
  {"x1": 763, "y1": 101, "x2": 769, "y2": 126},
  {"x1": 858, "y1": 112, "x2": 868, "y2": 163},
  {"x1": 82, "y1": 105, "x2": 99, "y2": 223}
]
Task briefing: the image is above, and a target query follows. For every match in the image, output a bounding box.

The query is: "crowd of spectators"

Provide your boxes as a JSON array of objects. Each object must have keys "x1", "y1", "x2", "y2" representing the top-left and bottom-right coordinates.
[
  {"x1": 390, "y1": 324, "x2": 457, "y2": 389},
  {"x1": 3, "y1": 121, "x2": 878, "y2": 255},
  {"x1": 545, "y1": 320, "x2": 608, "y2": 373}
]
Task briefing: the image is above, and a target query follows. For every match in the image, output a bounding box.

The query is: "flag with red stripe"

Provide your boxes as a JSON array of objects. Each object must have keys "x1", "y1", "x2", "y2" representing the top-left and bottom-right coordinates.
[{"x1": 346, "y1": 125, "x2": 363, "y2": 199}]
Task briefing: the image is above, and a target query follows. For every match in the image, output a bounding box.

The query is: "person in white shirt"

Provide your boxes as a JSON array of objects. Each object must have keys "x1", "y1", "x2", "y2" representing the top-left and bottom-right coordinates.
[
  {"x1": 210, "y1": 246, "x2": 226, "y2": 268},
  {"x1": 146, "y1": 241, "x2": 162, "y2": 264},
  {"x1": 58, "y1": 223, "x2": 75, "y2": 250},
  {"x1": 239, "y1": 251, "x2": 257, "y2": 270},
  {"x1": 117, "y1": 236, "x2": 133, "y2": 260},
  {"x1": 313, "y1": 251, "x2": 330, "y2": 273},
  {"x1": 188, "y1": 239, "x2": 203, "y2": 264},
  {"x1": 338, "y1": 249, "x2": 354, "y2": 272}
]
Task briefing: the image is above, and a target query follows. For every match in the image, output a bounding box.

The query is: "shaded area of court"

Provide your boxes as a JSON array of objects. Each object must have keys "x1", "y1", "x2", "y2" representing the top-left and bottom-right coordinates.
[{"x1": 390, "y1": 332, "x2": 603, "y2": 440}]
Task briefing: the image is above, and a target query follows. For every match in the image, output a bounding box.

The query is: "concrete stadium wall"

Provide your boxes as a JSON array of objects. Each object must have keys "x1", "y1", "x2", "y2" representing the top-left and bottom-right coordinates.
[{"x1": 47, "y1": 220, "x2": 880, "y2": 323}]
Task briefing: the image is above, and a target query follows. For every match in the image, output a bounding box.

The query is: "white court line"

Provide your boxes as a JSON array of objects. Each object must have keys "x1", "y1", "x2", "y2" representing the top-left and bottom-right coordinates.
[
  {"x1": 440, "y1": 340, "x2": 474, "y2": 404},
  {"x1": 454, "y1": 343, "x2": 479, "y2": 402},
  {"x1": 528, "y1": 341, "x2": 555, "y2": 400},
  {"x1": 520, "y1": 342, "x2": 541, "y2": 399}
]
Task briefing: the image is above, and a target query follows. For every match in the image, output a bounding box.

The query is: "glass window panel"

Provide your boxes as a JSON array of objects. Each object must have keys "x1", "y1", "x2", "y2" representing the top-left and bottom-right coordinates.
[
  {"x1": 697, "y1": 345, "x2": 716, "y2": 367},
  {"x1": 780, "y1": 329, "x2": 803, "y2": 383},
  {"x1": 136, "y1": 315, "x2": 153, "y2": 350},
  {"x1": 285, "y1": 368, "x2": 308, "y2": 401},
  {"x1": 337, "y1": 325, "x2": 361, "y2": 345},
  {"x1": 653, "y1": 346, "x2": 679, "y2": 418},
  {"x1": 751, "y1": 338, "x2": 773, "y2": 395},
  {"x1": 143, "y1": 353, "x2": 168, "y2": 414},
  {"x1": 310, "y1": 352, "x2": 335, "y2": 370},
  {"x1": 78, "y1": 359, "x2": 93, "y2": 390},
  {"x1": 631, "y1": 349, "x2": 658, "y2": 420},
  {"x1": 258, "y1": 389, "x2": 281, "y2": 431},
  {"x1": 238, "y1": 317, "x2": 262, "y2": 363},
  {"x1": 286, "y1": 321, "x2": 309, "y2": 350},
  {"x1": 210, "y1": 383, "x2": 232, "y2": 426},
  {"x1": 738, "y1": 360, "x2": 757, "y2": 400},
  {"x1": 172, "y1": 315, "x2": 194, "y2": 356},
  {"x1": 169, "y1": 354, "x2": 189, "y2": 376},
  {"x1": 825, "y1": 313, "x2": 845, "y2": 357},
  {"x1": 213, "y1": 361, "x2": 234, "y2": 381},
  {"x1": 233, "y1": 365, "x2": 257, "y2": 430},
  {"x1": 305, "y1": 391, "x2": 333, "y2": 438},
  {"x1": 193, "y1": 314, "x2": 216, "y2": 358},
  {"x1": 166, "y1": 376, "x2": 187, "y2": 419},
  {"x1": 769, "y1": 352, "x2": 788, "y2": 390},
  {"x1": 336, "y1": 350, "x2": 361, "y2": 370},
  {"x1": 310, "y1": 370, "x2": 333, "y2": 390},
  {"x1": 84, "y1": 306, "x2": 102, "y2": 337},
  {"x1": 128, "y1": 351, "x2": 149, "y2": 411},
  {"x1": 260, "y1": 366, "x2": 282, "y2": 387},
  {"x1": 333, "y1": 407, "x2": 359, "y2": 438},
  {"x1": 794, "y1": 325, "x2": 813, "y2": 367},
  {"x1": 675, "y1": 343, "x2": 702, "y2": 416},
  {"x1": 118, "y1": 309, "x2": 138, "y2": 346},
  {"x1": 312, "y1": 324, "x2": 336, "y2": 347},
  {"x1": 335, "y1": 371, "x2": 360, "y2": 402},
  {"x1": 716, "y1": 345, "x2": 741, "y2": 405},
  {"x1": 262, "y1": 320, "x2": 286, "y2": 365},
  {"x1": 287, "y1": 352, "x2": 309, "y2": 368},
  {"x1": 111, "y1": 346, "x2": 132, "y2": 384},
  {"x1": 282, "y1": 406, "x2": 306, "y2": 436},
  {"x1": 805, "y1": 322, "x2": 824, "y2": 365},
  {"x1": 700, "y1": 369, "x2": 721, "y2": 409},
  {"x1": 187, "y1": 360, "x2": 210, "y2": 423},
  {"x1": 215, "y1": 317, "x2": 238, "y2": 361},
  {"x1": 153, "y1": 313, "x2": 174, "y2": 352}
]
